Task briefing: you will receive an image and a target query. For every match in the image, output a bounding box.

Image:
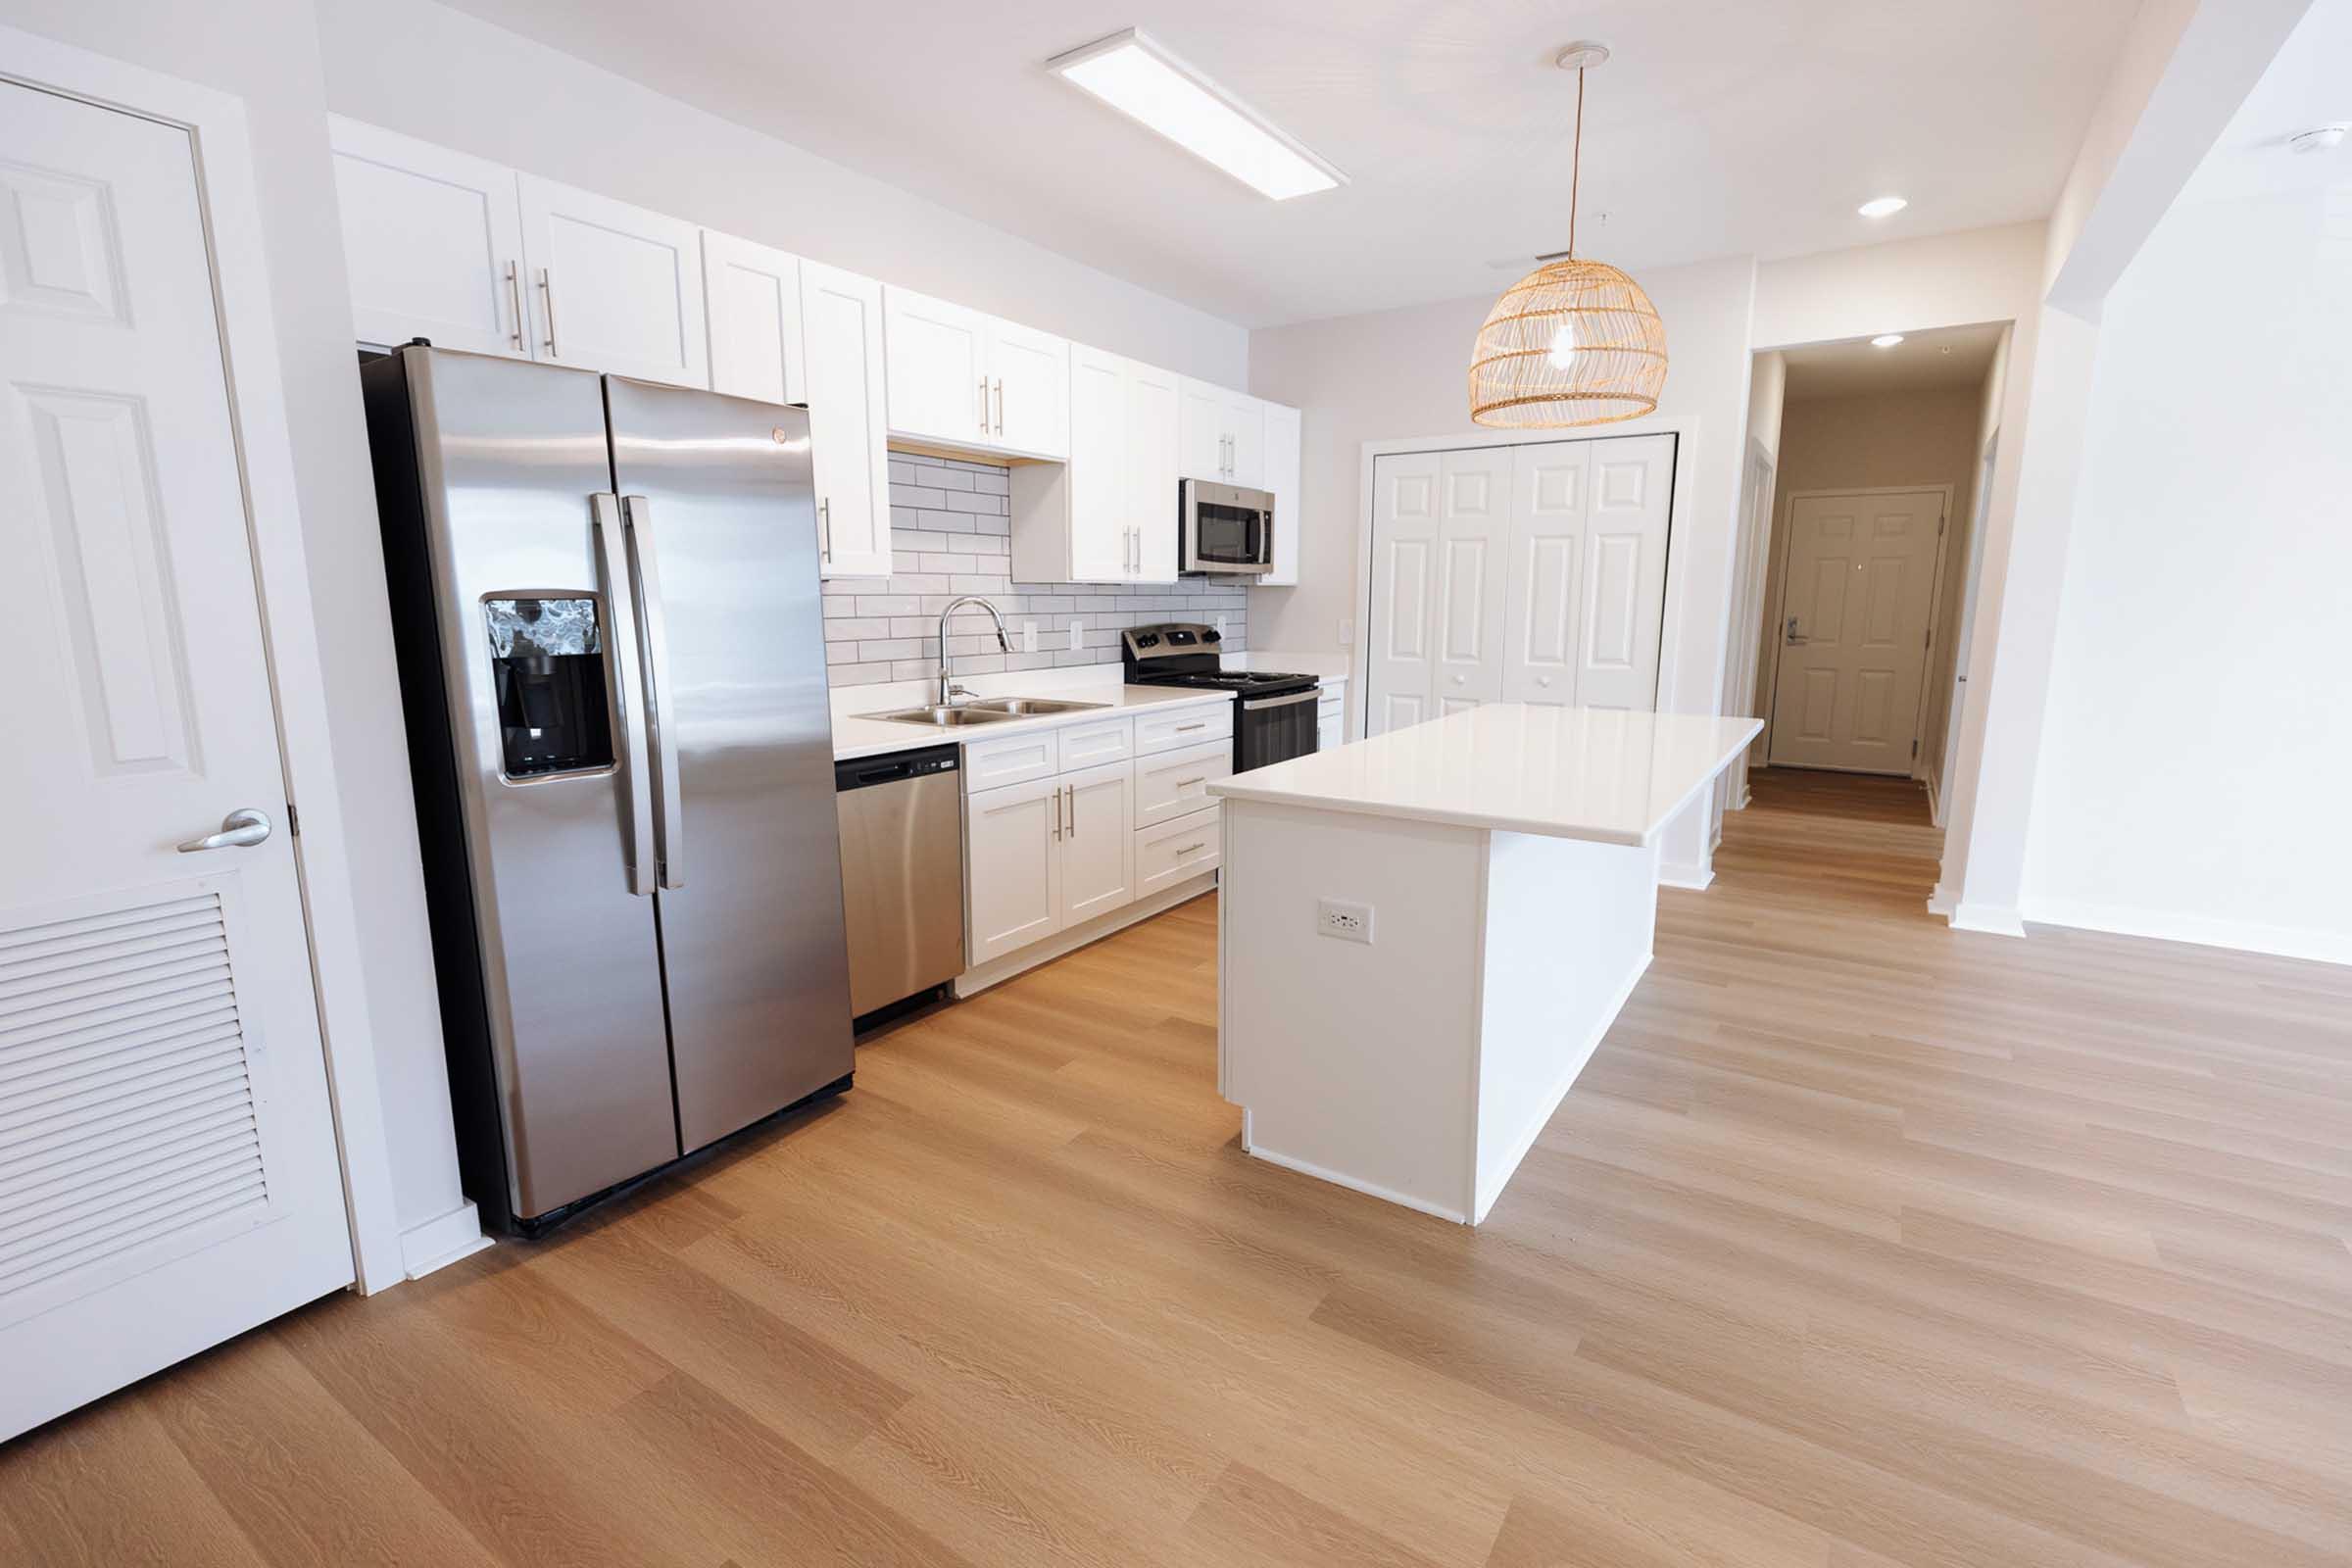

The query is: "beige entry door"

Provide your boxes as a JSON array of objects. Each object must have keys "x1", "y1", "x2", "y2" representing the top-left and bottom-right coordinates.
[
  {"x1": 0, "y1": 81, "x2": 355, "y2": 1440},
  {"x1": 1768, "y1": 489, "x2": 1947, "y2": 773}
]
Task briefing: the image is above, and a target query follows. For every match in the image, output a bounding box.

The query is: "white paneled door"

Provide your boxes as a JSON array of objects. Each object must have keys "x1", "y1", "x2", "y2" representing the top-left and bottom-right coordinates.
[
  {"x1": 1433, "y1": 448, "x2": 1512, "y2": 714},
  {"x1": 0, "y1": 82, "x2": 354, "y2": 1441},
  {"x1": 1371, "y1": 433, "x2": 1675, "y2": 736},
  {"x1": 1366, "y1": 452, "x2": 1441, "y2": 734},
  {"x1": 1577, "y1": 435, "x2": 1677, "y2": 710},
  {"x1": 1769, "y1": 489, "x2": 1947, "y2": 773}
]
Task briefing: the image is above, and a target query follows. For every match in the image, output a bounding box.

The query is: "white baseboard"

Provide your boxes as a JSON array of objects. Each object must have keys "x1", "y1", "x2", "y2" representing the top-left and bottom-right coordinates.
[
  {"x1": 1926, "y1": 883, "x2": 1959, "y2": 918},
  {"x1": 2021, "y1": 896, "x2": 2352, "y2": 968},
  {"x1": 1658, "y1": 861, "x2": 1714, "y2": 891},
  {"x1": 1950, "y1": 902, "x2": 2027, "y2": 937},
  {"x1": 954, "y1": 874, "x2": 1214, "y2": 998},
  {"x1": 1243, "y1": 1143, "x2": 1471, "y2": 1225},
  {"x1": 398, "y1": 1200, "x2": 492, "y2": 1282},
  {"x1": 1925, "y1": 772, "x2": 1943, "y2": 828},
  {"x1": 1471, "y1": 953, "x2": 1649, "y2": 1224}
]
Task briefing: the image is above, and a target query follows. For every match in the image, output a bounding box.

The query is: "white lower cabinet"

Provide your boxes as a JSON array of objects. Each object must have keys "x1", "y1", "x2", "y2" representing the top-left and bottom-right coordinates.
[
  {"x1": 1057, "y1": 762, "x2": 1135, "y2": 926},
  {"x1": 960, "y1": 707, "x2": 1229, "y2": 971},
  {"x1": 965, "y1": 774, "x2": 1063, "y2": 964},
  {"x1": 1137, "y1": 805, "x2": 1221, "y2": 897},
  {"x1": 1135, "y1": 738, "x2": 1233, "y2": 828}
]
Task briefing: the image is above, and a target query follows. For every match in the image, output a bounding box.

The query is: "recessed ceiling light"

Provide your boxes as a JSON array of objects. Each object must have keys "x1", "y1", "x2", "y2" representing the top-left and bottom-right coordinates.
[
  {"x1": 1048, "y1": 27, "x2": 1345, "y2": 201},
  {"x1": 2289, "y1": 123, "x2": 2347, "y2": 155},
  {"x1": 1857, "y1": 196, "x2": 1909, "y2": 219},
  {"x1": 1871, "y1": 334, "x2": 1905, "y2": 349}
]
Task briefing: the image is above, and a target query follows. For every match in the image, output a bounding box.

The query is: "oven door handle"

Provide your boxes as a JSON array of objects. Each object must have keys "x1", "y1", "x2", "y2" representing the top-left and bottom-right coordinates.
[{"x1": 1240, "y1": 688, "x2": 1320, "y2": 710}]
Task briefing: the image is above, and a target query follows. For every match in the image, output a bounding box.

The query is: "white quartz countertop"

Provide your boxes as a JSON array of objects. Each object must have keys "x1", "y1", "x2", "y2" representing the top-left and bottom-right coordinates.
[
  {"x1": 830, "y1": 683, "x2": 1233, "y2": 762},
  {"x1": 1209, "y1": 705, "x2": 1763, "y2": 845}
]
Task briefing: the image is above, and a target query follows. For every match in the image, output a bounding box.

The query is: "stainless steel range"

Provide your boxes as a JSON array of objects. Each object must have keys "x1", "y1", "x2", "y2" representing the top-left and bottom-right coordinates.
[{"x1": 1121, "y1": 622, "x2": 1320, "y2": 774}]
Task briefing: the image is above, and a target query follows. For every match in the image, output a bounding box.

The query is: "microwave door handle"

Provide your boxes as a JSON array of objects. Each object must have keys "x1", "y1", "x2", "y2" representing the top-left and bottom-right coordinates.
[
  {"x1": 620, "y1": 495, "x2": 685, "y2": 891},
  {"x1": 592, "y1": 494, "x2": 657, "y2": 895}
]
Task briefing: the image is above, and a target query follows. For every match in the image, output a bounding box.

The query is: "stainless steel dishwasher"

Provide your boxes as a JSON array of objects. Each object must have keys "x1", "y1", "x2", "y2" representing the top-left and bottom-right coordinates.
[{"x1": 834, "y1": 744, "x2": 965, "y2": 1023}]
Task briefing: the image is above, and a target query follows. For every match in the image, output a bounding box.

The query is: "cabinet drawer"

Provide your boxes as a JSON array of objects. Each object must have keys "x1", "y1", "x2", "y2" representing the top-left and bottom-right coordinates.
[
  {"x1": 962, "y1": 728, "x2": 1058, "y2": 791},
  {"x1": 1319, "y1": 720, "x2": 1340, "y2": 753},
  {"x1": 1136, "y1": 804, "x2": 1220, "y2": 897},
  {"x1": 1056, "y1": 716, "x2": 1133, "y2": 772},
  {"x1": 1134, "y1": 738, "x2": 1232, "y2": 828},
  {"x1": 1134, "y1": 701, "x2": 1231, "y2": 756}
]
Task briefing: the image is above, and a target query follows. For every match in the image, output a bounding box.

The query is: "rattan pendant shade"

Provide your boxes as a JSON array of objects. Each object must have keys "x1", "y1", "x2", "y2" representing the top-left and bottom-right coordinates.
[{"x1": 1469, "y1": 47, "x2": 1667, "y2": 428}]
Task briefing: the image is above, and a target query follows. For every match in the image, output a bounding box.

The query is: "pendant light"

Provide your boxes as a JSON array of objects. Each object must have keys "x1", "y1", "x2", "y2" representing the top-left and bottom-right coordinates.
[{"x1": 1469, "y1": 43, "x2": 1668, "y2": 427}]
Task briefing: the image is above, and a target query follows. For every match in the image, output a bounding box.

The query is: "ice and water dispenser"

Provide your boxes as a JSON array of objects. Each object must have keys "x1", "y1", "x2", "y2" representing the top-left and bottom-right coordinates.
[{"x1": 484, "y1": 597, "x2": 612, "y2": 778}]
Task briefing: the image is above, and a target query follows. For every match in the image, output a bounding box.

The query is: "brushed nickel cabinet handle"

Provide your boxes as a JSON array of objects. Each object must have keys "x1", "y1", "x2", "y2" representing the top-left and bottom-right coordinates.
[
  {"x1": 538, "y1": 268, "x2": 559, "y2": 357},
  {"x1": 993, "y1": 378, "x2": 1004, "y2": 436},
  {"x1": 979, "y1": 376, "x2": 989, "y2": 434},
  {"x1": 505, "y1": 261, "x2": 525, "y2": 351},
  {"x1": 818, "y1": 497, "x2": 833, "y2": 563},
  {"x1": 1175, "y1": 841, "x2": 1206, "y2": 857},
  {"x1": 1175, "y1": 722, "x2": 1206, "y2": 732}
]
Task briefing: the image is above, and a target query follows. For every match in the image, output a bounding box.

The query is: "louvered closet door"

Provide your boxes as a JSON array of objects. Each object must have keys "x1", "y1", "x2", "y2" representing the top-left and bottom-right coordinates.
[{"x1": 0, "y1": 83, "x2": 354, "y2": 1441}]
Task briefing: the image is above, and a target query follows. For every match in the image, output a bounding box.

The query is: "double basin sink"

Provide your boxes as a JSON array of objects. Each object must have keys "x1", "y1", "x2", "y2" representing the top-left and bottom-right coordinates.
[{"x1": 859, "y1": 696, "x2": 1108, "y2": 728}]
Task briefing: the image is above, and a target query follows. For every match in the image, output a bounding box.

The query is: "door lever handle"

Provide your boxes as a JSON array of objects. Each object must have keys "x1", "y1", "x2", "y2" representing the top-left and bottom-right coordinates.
[
  {"x1": 1784, "y1": 615, "x2": 1806, "y2": 646},
  {"x1": 177, "y1": 808, "x2": 272, "y2": 853}
]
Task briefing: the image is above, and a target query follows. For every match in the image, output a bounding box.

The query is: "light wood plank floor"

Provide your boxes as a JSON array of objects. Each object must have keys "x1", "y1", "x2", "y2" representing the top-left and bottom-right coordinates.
[{"x1": 7, "y1": 768, "x2": 2350, "y2": 1566}]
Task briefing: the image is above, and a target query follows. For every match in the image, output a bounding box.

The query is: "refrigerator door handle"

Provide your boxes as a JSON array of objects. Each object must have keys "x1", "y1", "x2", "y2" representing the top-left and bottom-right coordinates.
[
  {"x1": 620, "y1": 494, "x2": 686, "y2": 891},
  {"x1": 591, "y1": 494, "x2": 657, "y2": 895}
]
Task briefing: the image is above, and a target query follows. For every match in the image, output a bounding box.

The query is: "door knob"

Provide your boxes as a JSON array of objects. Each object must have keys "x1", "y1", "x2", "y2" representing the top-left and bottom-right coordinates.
[
  {"x1": 1538, "y1": 675, "x2": 1553, "y2": 688},
  {"x1": 177, "y1": 808, "x2": 272, "y2": 853},
  {"x1": 1450, "y1": 673, "x2": 1467, "y2": 685}
]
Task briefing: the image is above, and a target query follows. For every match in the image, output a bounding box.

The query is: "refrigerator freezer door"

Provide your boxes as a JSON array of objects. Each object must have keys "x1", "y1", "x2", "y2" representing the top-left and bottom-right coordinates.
[
  {"x1": 605, "y1": 377, "x2": 856, "y2": 1149},
  {"x1": 392, "y1": 350, "x2": 679, "y2": 1220}
]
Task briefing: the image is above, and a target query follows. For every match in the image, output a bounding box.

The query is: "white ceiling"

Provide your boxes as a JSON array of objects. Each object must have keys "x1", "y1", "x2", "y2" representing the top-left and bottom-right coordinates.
[
  {"x1": 1779, "y1": 322, "x2": 2004, "y2": 402},
  {"x1": 439, "y1": 0, "x2": 2142, "y2": 329}
]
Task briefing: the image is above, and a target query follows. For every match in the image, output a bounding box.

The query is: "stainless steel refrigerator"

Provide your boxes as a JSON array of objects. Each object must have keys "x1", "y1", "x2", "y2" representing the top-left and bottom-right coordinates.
[{"x1": 362, "y1": 345, "x2": 853, "y2": 1235}]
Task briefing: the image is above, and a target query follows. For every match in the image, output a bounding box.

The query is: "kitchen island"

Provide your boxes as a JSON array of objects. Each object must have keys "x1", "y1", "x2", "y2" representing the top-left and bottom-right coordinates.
[{"x1": 1209, "y1": 704, "x2": 1761, "y2": 1223}]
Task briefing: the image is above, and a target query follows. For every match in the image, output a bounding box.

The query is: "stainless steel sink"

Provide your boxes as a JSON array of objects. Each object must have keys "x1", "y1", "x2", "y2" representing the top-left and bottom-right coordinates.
[
  {"x1": 858, "y1": 705, "x2": 1018, "y2": 727},
  {"x1": 964, "y1": 697, "x2": 1109, "y2": 716}
]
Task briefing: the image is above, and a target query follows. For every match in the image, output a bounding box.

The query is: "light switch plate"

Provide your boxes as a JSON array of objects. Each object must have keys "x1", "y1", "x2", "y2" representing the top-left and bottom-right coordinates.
[
  {"x1": 1338, "y1": 617, "x2": 1354, "y2": 645},
  {"x1": 1021, "y1": 621, "x2": 1039, "y2": 654},
  {"x1": 1069, "y1": 621, "x2": 1084, "y2": 652}
]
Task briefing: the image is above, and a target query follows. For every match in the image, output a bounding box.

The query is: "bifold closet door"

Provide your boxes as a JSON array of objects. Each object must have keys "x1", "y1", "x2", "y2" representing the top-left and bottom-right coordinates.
[{"x1": 1373, "y1": 433, "x2": 1674, "y2": 735}]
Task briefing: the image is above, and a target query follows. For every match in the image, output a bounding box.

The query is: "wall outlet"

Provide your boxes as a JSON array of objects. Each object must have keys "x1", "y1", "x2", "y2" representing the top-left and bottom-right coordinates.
[
  {"x1": 1338, "y1": 617, "x2": 1354, "y2": 645},
  {"x1": 1315, "y1": 898, "x2": 1374, "y2": 945},
  {"x1": 1021, "y1": 620, "x2": 1039, "y2": 654},
  {"x1": 1069, "y1": 620, "x2": 1084, "y2": 653},
  {"x1": 1213, "y1": 612, "x2": 1227, "y2": 638}
]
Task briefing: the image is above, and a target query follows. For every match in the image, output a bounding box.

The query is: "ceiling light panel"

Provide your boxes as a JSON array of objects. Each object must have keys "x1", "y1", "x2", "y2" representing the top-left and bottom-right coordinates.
[
  {"x1": 1871, "y1": 333, "x2": 1905, "y2": 348},
  {"x1": 1049, "y1": 28, "x2": 1345, "y2": 201},
  {"x1": 1857, "y1": 196, "x2": 1909, "y2": 218}
]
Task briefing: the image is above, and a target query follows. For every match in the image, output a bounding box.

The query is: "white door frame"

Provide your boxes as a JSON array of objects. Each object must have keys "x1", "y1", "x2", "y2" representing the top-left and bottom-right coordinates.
[
  {"x1": 1350, "y1": 415, "x2": 1702, "y2": 744},
  {"x1": 1757, "y1": 483, "x2": 1957, "y2": 776},
  {"x1": 2, "y1": 25, "x2": 405, "y2": 1292}
]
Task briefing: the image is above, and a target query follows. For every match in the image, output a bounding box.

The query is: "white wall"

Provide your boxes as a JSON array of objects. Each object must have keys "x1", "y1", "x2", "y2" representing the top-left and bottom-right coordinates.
[
  {"x1": 1245, "y1": 254, "x2": 1760, "y2": 879},
  {"x1": 0, "y1": 0, "x2": 467, "y2": 1241},
  {"x1": 2021, "y1": 177, "x2": 2352, "y2": 962},
  {"x1": 311, "y1": 0, "x2": 1248, "y2": 387}
]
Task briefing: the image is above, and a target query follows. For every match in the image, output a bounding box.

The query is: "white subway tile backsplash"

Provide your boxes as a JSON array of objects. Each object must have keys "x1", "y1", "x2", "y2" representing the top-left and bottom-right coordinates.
[{"x1": 819, "y1": 453, "x2": 1246, "y2": 684}]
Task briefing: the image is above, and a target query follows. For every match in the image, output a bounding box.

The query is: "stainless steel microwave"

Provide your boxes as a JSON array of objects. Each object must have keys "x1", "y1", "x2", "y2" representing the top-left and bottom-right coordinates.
[{"x1": 1180, "y1": 479, "x2": 1274, "y2": 574}]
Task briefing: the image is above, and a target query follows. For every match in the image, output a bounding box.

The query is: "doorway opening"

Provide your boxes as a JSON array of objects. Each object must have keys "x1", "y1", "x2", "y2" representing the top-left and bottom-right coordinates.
[{"x1": 1728, "y1": 322, "x2": 2013, "y2": 831}]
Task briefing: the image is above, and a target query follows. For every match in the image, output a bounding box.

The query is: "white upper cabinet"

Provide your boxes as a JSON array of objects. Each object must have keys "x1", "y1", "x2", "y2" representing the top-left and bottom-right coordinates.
[
  {"x1": 1179, "y1": 378, "x2": 1265, "y2": 486},
  {"x1": 1127, "y1": 361, "x2": 1182, "y2": 583},
  {"x1": 519, "y1": 174, "x2": 709, "y2": 387},
  {"x1": 1065, "y1": 344, "x2": 1129, "y2": 581},
  {"x1": 885, "y1": 287, "x2": 989, "y2": 446},
  {"x1": 328, "y1": 117, "x2": 529, "y2": 358},
  {"x1": 701, "y1": 230, "x2": 805, "y2": 406},
  {"x1": 884, "y1": 286, "x2": 1069, "y2": 460},
  {"x1": 989, "y1": 318, "x2": 1071, "y2": 459},
  {"x1": 800, "y1": 261, "x2": 894, "y2": 579},
  {"x1": 1008, "y1": 345, "x2": 1179, "y2": 585},
  {"x1": 1259, "y1": 400, "x2": 1302, "y2": 585}
]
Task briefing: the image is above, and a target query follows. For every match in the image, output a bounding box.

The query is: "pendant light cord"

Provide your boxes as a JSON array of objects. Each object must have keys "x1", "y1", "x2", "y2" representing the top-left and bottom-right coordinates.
[{"x1": 1568, "y1": 66, "x2": 1585, "y2": 259}]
